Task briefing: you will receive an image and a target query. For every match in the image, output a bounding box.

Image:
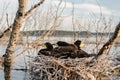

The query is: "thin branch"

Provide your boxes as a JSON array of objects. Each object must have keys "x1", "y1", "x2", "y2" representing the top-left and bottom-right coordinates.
[
  {"x1": 0, "y1": 0, "x2": 45, "y2": 38},
  {"x1": 14, "y1": 0, "x2": 66, "y2": 60},
  {"x1": 87, "y1": 22, "x2": 120, "y2": 65},
  {"x1": 97, "y1": 22, "x2": 120, "y2": 57},
  {"x1": 24, "y1": 0, "x2": 45, "y2": 17},
  {"x1": 0, "y1": 25, "x2": 12, "y2": 38},
  {"x1": 6, "y1": 13, "x2": 10, "y2": 27}
]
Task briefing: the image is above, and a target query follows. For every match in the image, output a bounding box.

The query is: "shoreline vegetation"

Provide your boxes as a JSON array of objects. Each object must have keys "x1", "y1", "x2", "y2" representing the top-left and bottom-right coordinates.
[
  {"x1": 2, "y1": 30, "x2": 114, "y2": 37},
  {"x1": 0, "y1": 30, "x2": 120, "y2": 45},
  {"x1": 21, "y1": 30, "x2": 114, "y2": 37}
]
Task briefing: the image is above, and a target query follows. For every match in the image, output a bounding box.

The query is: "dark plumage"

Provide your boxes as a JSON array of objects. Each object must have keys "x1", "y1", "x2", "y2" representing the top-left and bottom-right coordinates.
[
  {"x1": 74, "y1": 40, "x2": 81, "y2": 50},
  {"x1": 72, "y1": 40, "x2": 96, "y2": 58},
  {"x1": 57, "y1": 41, "x2": 70, "y2": 46},
  {"x1": 70, "y1": 50, "x2": 96, "y2": 58},
  {"x1": 38, "y1": 41, "x2": 96, "y2": 59},
  {"x1": 38, "y1": 42, "x2": 53, "y2": 56},
  {"x1": 54, "y1": 45, "x2": 77, "y2": 53},
  {"x1": 54, "y1": 40, "x2": 80, "y2": 53},
  {"x1": 38, "y1": 42, "x2": 68, "y2": 58},
  {"x1": 55, "y1": 40, "x2": 96, "y2": 58},
  {"x1": 56, "y1": 40, "x2": 81, "y2": 49}
]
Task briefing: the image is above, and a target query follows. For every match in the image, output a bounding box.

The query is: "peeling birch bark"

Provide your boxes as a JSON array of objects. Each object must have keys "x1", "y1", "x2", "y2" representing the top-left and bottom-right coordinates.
[{"x1": 4, "y1": 0, "x2": 26, "y2": 80}]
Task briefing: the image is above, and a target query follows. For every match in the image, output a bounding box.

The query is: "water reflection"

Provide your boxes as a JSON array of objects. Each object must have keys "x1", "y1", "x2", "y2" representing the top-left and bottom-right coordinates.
[{"x1": 0, "y1": 69, "x2": 29, "y2": 80}]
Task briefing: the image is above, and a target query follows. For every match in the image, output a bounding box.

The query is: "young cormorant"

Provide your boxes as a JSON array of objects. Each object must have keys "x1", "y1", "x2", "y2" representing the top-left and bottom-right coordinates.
[
  {"x1": 71, "y1": 40, "x2": 96, "y2": 58},
  {"x1": 54, "y1": 40, "x2": 82, "y2": 53},
  {"x1": 37, "y1": 42, "x2": 69, "y2": 58},
  {"x1": 70, "y1": 50, "x2": 96, "y2": 58},
  {"x1": 74, "y1": 40, "x2": 82, "y2": 50},
  {"x1": 38, "y1": 41, "x2": 96, "y2": 59},
  {"x1": 38, "y1": 42, "x2": 53, "y2": 56},
  {"x1": 57, "y1": 41, "x2": 71, "y2": 46},
  {"x1": 55, "y1": 40, "x2": 96, "y2": 58}
]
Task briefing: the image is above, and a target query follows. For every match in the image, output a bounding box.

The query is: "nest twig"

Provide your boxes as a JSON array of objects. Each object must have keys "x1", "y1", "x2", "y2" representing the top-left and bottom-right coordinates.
[{"x1": 29, "y1": 54, "x2": 120, "y2": 80}]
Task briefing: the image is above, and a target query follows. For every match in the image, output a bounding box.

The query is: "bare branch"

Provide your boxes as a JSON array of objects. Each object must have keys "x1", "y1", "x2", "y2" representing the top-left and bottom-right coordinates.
[
  {"x1": 87, "y1": 22, "x2": 120, "y2": 65},
  {"x1": 97, "y1": 22, "x2": 120, "y2": 58},
  {"x1": 6, "y1": 13, "x2": 10, "y2": 27},
  {"x1": 24, "y1": 0, "x2": 45, "y2": 17},
  {"x1": 0, "y1": 0, "x2": 45, "y2": 39}
]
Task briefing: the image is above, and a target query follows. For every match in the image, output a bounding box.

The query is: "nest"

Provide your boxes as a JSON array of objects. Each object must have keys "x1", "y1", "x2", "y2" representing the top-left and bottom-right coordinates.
[{"x1": 29, "y1": 54, "x2": 120, "y2": 80}]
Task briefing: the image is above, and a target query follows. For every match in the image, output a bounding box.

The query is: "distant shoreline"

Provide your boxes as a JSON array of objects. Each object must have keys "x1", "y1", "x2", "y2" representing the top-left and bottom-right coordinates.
[
  {"x1": 0, "y1": 40, "x2": 120, "y2": 45},
  {"x1": 21, "y1": 30, "x2": 114, "y2": 37}
]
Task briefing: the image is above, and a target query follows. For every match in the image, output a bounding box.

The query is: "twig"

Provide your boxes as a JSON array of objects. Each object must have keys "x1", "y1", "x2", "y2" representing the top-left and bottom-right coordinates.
[
  {"x1": 0, "y1": 0, "x2": 45, "y2": 38},
  {"x1": 87, "y1": 22, "x2": 120, "y2": 65},
  {"x1": 51, "y1": 59, "x2": 84, "y2": 78},
  {"x1": 97, "y1": 22, "x2": 120, "y2": 58},
  {"x1": 24, "y1": 0, "x2": 45, "y2": 17}
]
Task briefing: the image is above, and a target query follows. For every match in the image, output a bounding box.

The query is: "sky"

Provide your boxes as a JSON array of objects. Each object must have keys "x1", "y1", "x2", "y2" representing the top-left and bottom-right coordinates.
[{"x1": 0, "y1": 0, "x2": 120, "y2": 32}]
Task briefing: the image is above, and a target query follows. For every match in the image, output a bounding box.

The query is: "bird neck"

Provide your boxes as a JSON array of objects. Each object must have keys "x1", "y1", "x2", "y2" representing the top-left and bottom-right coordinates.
[
  {"x1": 47, "y1": 46, "x2": 53, "y2": 51},
  {"x1": 76, "y1": 45, "x2": 80, "y2": 50}
]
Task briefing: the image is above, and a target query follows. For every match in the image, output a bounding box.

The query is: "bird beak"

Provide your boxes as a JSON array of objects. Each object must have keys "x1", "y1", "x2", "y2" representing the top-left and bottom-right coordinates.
[
  {"x1": 80, "y1": 42, "x2": 84, "y2": 47},
  {"x1": 42, "y1": 44, "x2": 46, "y2": 48}
]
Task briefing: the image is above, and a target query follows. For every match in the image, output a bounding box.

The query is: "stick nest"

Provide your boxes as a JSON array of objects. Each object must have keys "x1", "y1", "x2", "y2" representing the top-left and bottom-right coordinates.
[{"x1": 29, "y1": 54, "x2": 120, "y2": 80}]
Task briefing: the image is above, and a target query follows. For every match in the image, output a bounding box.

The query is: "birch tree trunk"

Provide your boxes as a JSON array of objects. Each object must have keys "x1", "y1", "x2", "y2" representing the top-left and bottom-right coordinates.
[{"x1": 4, "y1": 0, "x2": 26, "y2": 80}]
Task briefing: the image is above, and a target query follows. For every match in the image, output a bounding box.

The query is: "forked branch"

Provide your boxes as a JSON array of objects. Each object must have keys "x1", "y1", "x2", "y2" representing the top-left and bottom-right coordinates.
[
  {"x1": 0, "y1": 0, "x2": 45, "y2": 38},
  {"x1": 97, "y1": 22, "x2": 120, "y2": 58},
  {"x1": 87, "y1": 22, "x2": 120, "y2": 65},
  {"x1": 24, "y1": 0, "x2": 45, "y2": 17}
]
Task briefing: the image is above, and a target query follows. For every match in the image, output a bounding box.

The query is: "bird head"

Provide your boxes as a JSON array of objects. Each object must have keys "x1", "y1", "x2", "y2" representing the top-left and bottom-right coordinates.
[
  {"x1": 44, "y1": 42, "x2": 53, "y2": 50},
  {"x1": 74, "y1": 40, "x2": 84, "y2": 49}
]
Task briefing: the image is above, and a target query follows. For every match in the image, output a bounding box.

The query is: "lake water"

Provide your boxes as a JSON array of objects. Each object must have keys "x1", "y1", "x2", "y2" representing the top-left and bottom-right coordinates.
[{"x1": 0, "y1": 36, "x2": 120, "y2": 80}]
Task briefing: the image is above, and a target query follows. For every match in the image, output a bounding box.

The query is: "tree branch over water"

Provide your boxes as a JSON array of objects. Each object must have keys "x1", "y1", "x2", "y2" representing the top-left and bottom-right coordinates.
[
  {"x1": 87, "y1": 22, "x2": 120, "y2": 65},
  {"x1": 97, "y1": 22, "x2": 120, "y2": 57}
]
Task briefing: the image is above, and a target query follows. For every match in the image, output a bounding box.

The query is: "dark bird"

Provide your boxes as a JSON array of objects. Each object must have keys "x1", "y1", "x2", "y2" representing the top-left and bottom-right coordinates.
[
  {"x1": 71, "y1": 40, "x2": 96, "y2": 58},
  {"x1": 55, "y1": 40, "x2": 96, "y2": 58},
  {"x1": 51, "y1": 40, "x2": 82, "y2": 58},
  {"x1": 74, "y1": 40, "x2": 82, "y2": 50},
  {"x1": 70, "y1": 50, "x2": 96, "y2": 58},
  {"x1": 57, "y1": 40, "x2": 83, "y2": 49},
  {"x1": 55, "y1": 40, "x2": 82, "y2": 52},
  {"x1": 38, "y1": 41, "x2": 96, "y2": 59},
  {"x1": 38, "y1": 42, "x2": 53, "y2": 56},
  {"x1": 37, "y1": 42, "x2": 68, "y2": 58},
  {"x1": 56, "y1": 41, "x2": 71, "y2": 46},
  {"x1": 54, "y1": 40, "x2": 83, "y2": 53}
]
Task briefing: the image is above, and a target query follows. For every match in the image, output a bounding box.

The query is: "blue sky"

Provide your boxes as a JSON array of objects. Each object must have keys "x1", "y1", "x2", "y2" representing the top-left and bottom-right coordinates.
[
  {"x1": 51, "y1": 0, "x2": 120, "y2": 17},
  {"x1": 0, "y1": 0, "x2": 120, "y2": 32},
  {"x1": 66, "y1": 0, "x2": 120, "y2": 11}
]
